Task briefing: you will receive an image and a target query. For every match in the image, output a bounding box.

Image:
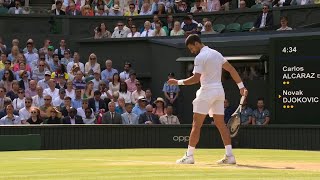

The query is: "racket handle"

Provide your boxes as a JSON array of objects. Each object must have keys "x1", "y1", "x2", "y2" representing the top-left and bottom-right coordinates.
[{"x1": 240, "y1": 95, "x2": 246, "y2": 105}]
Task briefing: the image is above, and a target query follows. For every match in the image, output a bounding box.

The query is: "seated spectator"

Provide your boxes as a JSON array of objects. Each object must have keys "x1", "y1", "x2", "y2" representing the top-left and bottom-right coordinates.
[
  {"x1": 12, "y1": 88, "x2": 25, "y2": 111},
  {"x1": 119, "y1": 82, "x2": 132, "y2": 104},
  {"x1": 15, "y1": 64, "x2": 30, "y2": 81},
  {"x1": 0, "y1": 104, "x2": 21, "y2": 125},
  {"x1": 64, "y1": 80, "x2": 75, "y2": 99},
  {"x1": 32, "y1": 86, "x2": 45, "y2": 107},
  {"x1": 91, "y1": 71, "x2": 101, "y2": 91},
  {"x1": 75, "y1": 98, "x2": 92, "y2": 118},
  {"x1": 0, "y1": 53, "x2": 8, "y2": 70},
  {"x1": 98, "y1": 80, "x2": 110, "y2": 100},
  {"x1": 207, "y1": 0, "x2": 221, "y2": 11},
  {"x1": 159, "y1": 105, "x2": 180, "y2": 124},
  {"x1": 37, "y1": 71, "x2": 51, "y2": 90},
  {"x1": 54, "y1": 39, "x2": 68, "y2": 60},
  {"x1": 109, "y1": 73, "x2": 120, "y2": 94},
  {"x1": 1, "y1": 69, "x2": 14, "y2": 92},
  {"x1": 53, "y1": 88, "x2": 66, "y2": 107},
  {"x1": 239, "y1": 0, "x2": 248, "y2": 9},
  {"x1": 92, "y1": 0, "x2": 107, "y2": 13},
  {"x1": 67, "y1": 52, "x2": 84, "y2": 74},
  {"x1": 165, "y1": 15, "x2": 174, "y2": 33},
  {"x1": 83, "y1": 81, "x2": 94, "y2": 99},
  {"x1": 170, "y1": 21, "x2": 185, "y2": 36},
  {"x1": 83, "y1": 108, "x2": 96, "y2": 124},
  {"x1": 88, "y1": 90, "x2": 107, "y2": 114},
  {"x1": 0, "y1": 0, "x2": 8, "y2": 14},
  {"x1": 250, "y1": 5, "x2": 273, "y2": 31},
  {"x1": 44, "y1": 107, "x2": 62, "y2": 124},
  {"x1": 173, "y1": 0, "x2": 190, "y2": 13},
  {"x1": 49, "y1": 54, "x2": 60, "y2": 72},
  {"x1": 109, "y1": 4, "x2": 123, "y2": 16},
  {"x1": 153, "y1": 97, "x2": 166, "y2": 117},
  {"x1": 240, "y1": 99, "x2": 253, "y2": 125},
  {"x1": 111, "y1": 21, "x2": 129, "y2": 38},
  {"x1": 132, "y1": 96, "x2": 147, "y2": 116},
  {"x1": 62, "y1": 107, "x2": 84, "y2": 124},
  {"x1": 95, "y1": 5, "x2": 108, "y2": 16},
  {"x1": 127, "y1": 24, "x2": 141, "y2": 37},
  {"x1": 115, "y1": 97, "x2": 126, "y2": 114},
  {"x1": 13, "y1": 55, "x2": 31, "y2": 73},
  {"x1": 52, "y1": 0, "x2": 66, "y2": 15},
  {"x1": 67, "y1": 2, "x2": 81, "y2": 15},
  {"x1": 277, "y1": 16, "x2": 293, "y2": 31},
  {"x1": 121, "y1": 103, "x2": 139, "y2": 124},
  {"x1": 32, "y1": 60, "x2": 49, "y2": 82},
  {"x1": 139, "y1": 2, "x2": 152, "y2": 15},
  {"x1": 18, "y1": 70, "x2": 30, "y2": 90},
  {"x1": 124, "y1": 3, "x2": 138, "y2": 16},
  {"x1": 182, "y1": 16, "x2": 198, "y2": 36},
  {"x1": 72, "y1": 71, "x2": 86, "y2": 90},
  {"x1": 58, "y1": 95, "x2": 71, "y2": 116},
  {"x1": 291, "y1": 0, "x2": 314, "y2": 5},
  {"x1": 191, "y1": 0, "x2": 207, "y2": 13},
  {"x1": 38, "y1": 39, "x2": 51, "y2": 56},
  {"x1": 145, "y1": 88, "x2": 155, "y2": 106},
  {"x1": 40, "y1": 95, "x2": 54, "y2": 119},
  {"x1": 8, "y1": 45, "x2": 19, "y2": 63},
  {"x1": 131, "y1": 81, "x2": 145, "y2": 104},
  {"x1": 0, "y1": 98, "x2": 14, "y2": 118},
  {"x1": 19, "y1": 97, "x2": 32, "y2": 124},
  {"x1": 223, "y1": 99, "x2": 235, "y2": 124},
  {"x1": 102, "y1": 101, "x2": 122, "y2": 124},
  {"x1": 202, "y1": 21, "x2": 218, "y2": 34},
  {"x1": 60, "y1": 50, "x2": 73, "y2": 67},
  {"x1": 81, "y1": 4, "x2": 94, "y2": 16},
  {"x1": 72, "y1": 88, "x2": 83, "y2": 108},
  {"x1": 0, "y1": 59, "x2": 12, "y2": 80},
  {"x1": 85, "y1": 53, "x2": 101, "y2": 77},
  {"x1": 252, "y1": 98, "x2": 270, "y2": 125},
  {"x1": 26, "y1": 107, "x2": 43, "y2": 124},
  {"x1": 151, "y1": 21, "x2": 167, "y2": 37},
  {"x1": 25, "y1": 80, "x2": 37, "y2": 97},
  {"x1": 94, "y1": 23, "x2": 111, "y2": 39},
  {"x1": 119, "y1": 62, "x2": 131, "y2": 81},
  {"x1": 6, "y1": 80, "x2": 19, "y2": 101},
  {"x1": 140, "y1": 21, "x2": 154, "y2": 37},
  {"x1": 101, "y1": 59, "x2": 118, "y2": 84},
  {"x1": 0, "y1": 87, "x2": 10, "y2": 109},
  {"x1": 154, "y1": 2, "x2": 167, "y2": 15},
  {"x1": 139, "y1": 104, "x2": 160, "y2": 124},
  {"x1": 44, "y1": 79, "x2": 59, "y2": 97},
  {"x1": 8, "y1": 0, "x2": 23, "y2": 14},
  {"x1": 55, "y1": 73, "x2": 68, "y2": 89}
]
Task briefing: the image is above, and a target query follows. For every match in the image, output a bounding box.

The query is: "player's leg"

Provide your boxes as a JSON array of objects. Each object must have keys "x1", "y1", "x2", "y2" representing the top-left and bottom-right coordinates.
[
  {"x1": 176, "y1": 113, "x2": 206, "y2": 164},
  {"x1": 176, "y1": 90, "x2": 209, "y2": 164},
  {"x1": 210, "y1": 100, "x2": 236, "y2": 164}
]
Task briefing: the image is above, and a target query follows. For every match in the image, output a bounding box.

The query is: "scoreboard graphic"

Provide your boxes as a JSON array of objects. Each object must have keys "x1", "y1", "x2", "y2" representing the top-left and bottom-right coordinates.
[{"x1": 271, "y1": 36, "x2": 320, "y2": 124}]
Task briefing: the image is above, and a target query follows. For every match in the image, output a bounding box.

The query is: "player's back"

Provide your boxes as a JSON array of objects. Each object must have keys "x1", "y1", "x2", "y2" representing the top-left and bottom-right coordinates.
[{"x1": 194, "y1": 46, "x2": 226, "y2": 89}]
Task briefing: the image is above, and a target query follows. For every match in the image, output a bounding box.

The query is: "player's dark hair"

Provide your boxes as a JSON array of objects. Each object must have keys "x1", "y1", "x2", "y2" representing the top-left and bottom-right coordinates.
[
  {"x1": 257, "y1": 97, "x2": 264, "y2": 102},
  {"x1": 185, "y1": 34, "x2": 202, "y2": 46}
]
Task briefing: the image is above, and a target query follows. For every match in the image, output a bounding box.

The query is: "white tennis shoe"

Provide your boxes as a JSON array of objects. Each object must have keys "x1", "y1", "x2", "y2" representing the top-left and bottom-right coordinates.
[
  {"x1": 217, "y1": 155, "x2": 236, "y2": 164},
  {"x1": 176, "y1": 153, "x2": 195, "y2": 164}
]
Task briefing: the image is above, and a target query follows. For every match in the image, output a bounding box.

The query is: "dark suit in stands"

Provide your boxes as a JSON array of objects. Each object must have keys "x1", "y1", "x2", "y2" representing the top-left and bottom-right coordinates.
[
  {"x1": 51, "y1": 9, "x2": 66, "y2": 15},
  {"x1": 67, "y1": 10, "x2": 81, "y2": 16},
  {"x1": 62, "y1": 115, "x2": 84, "y2": 124},
  {"x1": 88, "y1": 98, "x2": 107, "y2": 113},
  {"x1": 101, "y1": 111, "x2": 122, "y2": 124},
  {"x1": 19, "y1": 79, "x2": 30, "y2": 90},
  {"x1": 253, "y1": 13, "x2": 273, "y2": 30},
  {"x1": 139, "y1": 113, "x2": 160, "y2": 124}
]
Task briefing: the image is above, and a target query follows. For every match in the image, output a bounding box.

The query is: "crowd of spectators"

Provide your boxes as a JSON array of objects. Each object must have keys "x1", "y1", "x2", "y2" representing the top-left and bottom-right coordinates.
[{"x1": 0, "y1": 38, "x2": 184, "y2": 125}]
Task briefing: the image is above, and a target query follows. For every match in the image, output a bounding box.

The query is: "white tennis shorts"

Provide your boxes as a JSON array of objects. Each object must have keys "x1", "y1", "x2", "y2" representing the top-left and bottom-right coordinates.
[{"x1": 192, "y1": 87, "x2": 225, "y2": 116}]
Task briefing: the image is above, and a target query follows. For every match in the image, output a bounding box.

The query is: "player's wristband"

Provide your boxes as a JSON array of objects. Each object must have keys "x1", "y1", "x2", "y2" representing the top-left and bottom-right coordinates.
[
  {"x1": 178, "y1": 80, "x2": 185, "y2": 85},
  {"x1": 237, "y1": 82, "x2": 245, "y2": 89}
]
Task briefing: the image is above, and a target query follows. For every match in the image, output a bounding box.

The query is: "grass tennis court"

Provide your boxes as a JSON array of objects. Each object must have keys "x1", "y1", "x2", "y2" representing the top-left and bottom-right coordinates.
[{"x1": 0, "y1": 149, "x2": 319, "y2": 180}]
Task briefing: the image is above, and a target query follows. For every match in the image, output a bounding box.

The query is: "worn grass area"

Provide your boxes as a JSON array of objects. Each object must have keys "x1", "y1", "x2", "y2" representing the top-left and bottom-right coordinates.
[{"x1": 0, "y1": 149, "x2": 319, "y2": 180}]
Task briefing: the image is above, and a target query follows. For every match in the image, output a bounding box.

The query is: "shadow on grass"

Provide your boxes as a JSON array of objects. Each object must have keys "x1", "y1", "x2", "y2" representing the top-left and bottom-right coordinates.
[{"x1": 204, "y1": 164, "x2": 295, "y2": 170}]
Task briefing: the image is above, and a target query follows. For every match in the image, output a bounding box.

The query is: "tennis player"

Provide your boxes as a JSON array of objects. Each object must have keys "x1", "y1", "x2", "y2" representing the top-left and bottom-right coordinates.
[{"x1": 168, "y1": 34, "x2": 248, "y2": 164}]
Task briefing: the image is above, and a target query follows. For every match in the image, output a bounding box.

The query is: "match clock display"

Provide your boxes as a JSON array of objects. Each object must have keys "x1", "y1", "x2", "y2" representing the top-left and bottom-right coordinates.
[{"x1": 271, "y1": 36, "x2": 320, "y2": 124}]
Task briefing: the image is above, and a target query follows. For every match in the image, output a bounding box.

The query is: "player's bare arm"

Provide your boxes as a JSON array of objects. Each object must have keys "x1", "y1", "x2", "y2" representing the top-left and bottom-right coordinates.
[
  {"x1": 222, "y1": 61, "x2": 248, "y2": 97},
  {"x1": 167, "y1": 73, "x2": 201, "y2": 86}
]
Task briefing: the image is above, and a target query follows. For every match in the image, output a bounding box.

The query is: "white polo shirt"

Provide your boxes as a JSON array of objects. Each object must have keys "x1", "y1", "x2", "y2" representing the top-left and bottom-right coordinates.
[
  {"x1": 43, "y1": 88, "x2": 59, "y2": 98},
  {"x1": 193, "y1": 46, "x2": 226, "y2": 89}
]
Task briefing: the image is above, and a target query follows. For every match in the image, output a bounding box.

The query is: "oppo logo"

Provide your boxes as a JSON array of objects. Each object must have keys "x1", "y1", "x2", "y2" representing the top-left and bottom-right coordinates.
[{"x1": 173, "y1": 136, "x2": 190, "y2": 142}]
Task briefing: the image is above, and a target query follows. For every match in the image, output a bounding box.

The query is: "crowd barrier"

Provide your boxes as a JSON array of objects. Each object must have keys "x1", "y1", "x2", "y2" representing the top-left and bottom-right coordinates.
[{"x1": 0, "y1": 125, "x2": 319, "y2": 150}]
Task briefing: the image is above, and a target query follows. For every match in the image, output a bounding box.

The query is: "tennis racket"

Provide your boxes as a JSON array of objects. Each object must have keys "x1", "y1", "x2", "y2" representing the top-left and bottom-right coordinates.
[{"x1": 227, "y1": 94, "x2": 246, "y2": 138}]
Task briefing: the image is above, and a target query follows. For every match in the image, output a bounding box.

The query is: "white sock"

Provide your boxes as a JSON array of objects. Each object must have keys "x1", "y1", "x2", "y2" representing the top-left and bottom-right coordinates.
[
  {"x1": 225, "y1": 145, "x2": 233, "y2": 156},
  {"x1": 186, "y1": 145, "x2": 195, "y2": 156}
]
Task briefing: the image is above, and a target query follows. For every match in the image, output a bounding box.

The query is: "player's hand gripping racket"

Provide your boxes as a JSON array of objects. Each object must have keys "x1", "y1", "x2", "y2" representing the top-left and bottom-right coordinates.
[{"x1": 227, "y1": 92, "x2": 247, "y2": 138}]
